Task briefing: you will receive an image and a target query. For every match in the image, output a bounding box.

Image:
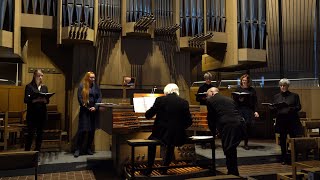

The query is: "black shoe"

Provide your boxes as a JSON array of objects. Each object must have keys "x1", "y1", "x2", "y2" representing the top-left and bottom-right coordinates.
[
  {"x1": 74, "y1": 150, "x2": 80, "y2": 158},
  {"x1": 87, "y1": 149, "x2": 94, "y2": 155},
  {"x1": 243, "y1": 145, "x2": 250, "y2": 150},
  {"x1": 281, "y1": 161, "x2": 286, "y2": 165}
]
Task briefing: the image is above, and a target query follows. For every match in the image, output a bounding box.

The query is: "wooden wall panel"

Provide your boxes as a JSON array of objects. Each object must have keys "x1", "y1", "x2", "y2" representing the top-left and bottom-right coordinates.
[
  {"x1": 0, "y1": 86, "x2": 24, "y2": 112},
  {"x1": 0, "y1": 89, "x2": 9, "y2": 112},
  {"x1": 8, "y1": 87, "x2": 25, "y2": 111}
]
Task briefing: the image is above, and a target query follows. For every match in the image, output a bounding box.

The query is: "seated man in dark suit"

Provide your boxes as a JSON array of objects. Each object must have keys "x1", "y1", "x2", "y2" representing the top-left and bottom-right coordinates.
[
  {"x1": 144, "y1": 83, "x2": 193, "y2": 175},
  {"x1": 206, "y1": 87, "x2": 245, "y2": 176}
]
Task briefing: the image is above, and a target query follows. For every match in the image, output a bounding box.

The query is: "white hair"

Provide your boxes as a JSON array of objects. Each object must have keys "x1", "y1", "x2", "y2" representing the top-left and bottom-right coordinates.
[
  {"x1": 163, "y1": 83, "x2": 179, "y2": 96},
  {"x1": 279, "y1": 78, "x2": 290, "y2": 86},
  {"x1": 204, "y1": 72, "x2": 213, "y2": 80}
]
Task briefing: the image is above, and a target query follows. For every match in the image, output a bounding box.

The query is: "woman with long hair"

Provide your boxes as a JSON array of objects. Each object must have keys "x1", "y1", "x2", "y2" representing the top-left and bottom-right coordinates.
[{"x1": 74, "y1": 72, "x2": 102, "y2": 157}]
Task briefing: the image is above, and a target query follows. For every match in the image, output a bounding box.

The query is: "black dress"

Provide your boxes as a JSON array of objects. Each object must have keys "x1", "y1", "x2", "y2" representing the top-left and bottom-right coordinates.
[
  {"x1": 234, "y1": 86, "x2": 258, "y2": 124},
  {"x1": 24, "y1": 82, "x2": 49, "y2": 151},
  {"x1": 77, "y1": 83, "x2": 102, "y2": 132}
]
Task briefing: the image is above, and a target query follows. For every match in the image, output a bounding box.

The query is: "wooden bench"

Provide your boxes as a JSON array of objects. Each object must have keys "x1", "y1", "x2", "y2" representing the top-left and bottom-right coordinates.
[
  {"x1": 302, "y1": 120, "x2": 320, "y2": 137},
  {"x1": 0, "y1": 151, "x2": 39, "y2": 180},
  {"x1": 127, "y1": 136, "x2": 215, "y2": 179},
  {"x1": 277, "y1": 137, "x2": 320, "y2": 180}
]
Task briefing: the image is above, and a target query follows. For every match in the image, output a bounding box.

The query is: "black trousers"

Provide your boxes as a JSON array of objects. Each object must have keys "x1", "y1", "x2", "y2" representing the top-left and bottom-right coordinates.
[
  {"x1": 147, "y1": 144, "x2": 175, "y2": 169},
  {"x1": 25, "y1": 120, "x2": 44, "y2": 151},
  {"x1": 279, "y1": 127, "x2": 296, "y2": 162},
  {"x1": 75, "y1": 130, "x2": 95, "y2": 152},
  {"x1": 225, "y1": 147, "x2": 239, "y2": 176},
  {"x1": 243, "y1": 122, "x2": 252, "y2": 145}
]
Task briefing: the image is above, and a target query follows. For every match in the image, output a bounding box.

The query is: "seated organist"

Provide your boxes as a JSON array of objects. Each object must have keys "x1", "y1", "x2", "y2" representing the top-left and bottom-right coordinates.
[{"x1": 144, "y1": 83, "x2": 193, "y2": 175}]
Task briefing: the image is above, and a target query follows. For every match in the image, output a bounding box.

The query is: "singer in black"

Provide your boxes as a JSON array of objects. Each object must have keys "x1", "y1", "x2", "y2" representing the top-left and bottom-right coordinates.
[
  {"x1": 74, "y1": 72, "x2": 102, "y2": 157},
  {"x1": 206, "y1": 87, "x2": 244, "y2": 176},
  {"x1": 24, "y1": 69, "x2": 49, "y2": 152},
  {"x1": 234, "y1": 74, "x2": 259, "y2": 150},
  {"x1": 196, "y1": 72, "x2": 214, "y2": 105},
  {"x1": 272, "y1": 78, "x2": 301, "y2": 165}
]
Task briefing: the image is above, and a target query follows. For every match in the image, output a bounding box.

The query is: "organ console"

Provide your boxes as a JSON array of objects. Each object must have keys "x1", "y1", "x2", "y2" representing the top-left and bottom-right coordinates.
[{"x1": 98, "y1": 98, "x2": 210, "y2": 176}]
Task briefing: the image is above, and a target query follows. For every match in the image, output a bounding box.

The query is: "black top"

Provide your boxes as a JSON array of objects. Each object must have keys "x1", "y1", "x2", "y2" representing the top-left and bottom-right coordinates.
[
  {"x1": 24, "y1": 82, "x2": 49, "y2": 122},
  {"x1": 234, "y1": 86, "x2": 258, "y2": 112},
  {"x1": 77, "y1": 83, "x2": 102, "y2": 109},
  {"x1": 145, "y1": 93, "x2": 192, "y2": 146},
  {"x1": 206, "y1": 94, "x2": 243, "y2": 131},
  {"x1": 196, "y1": 83, "x2": 214, "y2": 105},
  {"x1": 206, "y1": 93, "x2": 244, "y2": 152},
  {"x1": 273, "y1": 91, "x2": 301, "y2": 121}
]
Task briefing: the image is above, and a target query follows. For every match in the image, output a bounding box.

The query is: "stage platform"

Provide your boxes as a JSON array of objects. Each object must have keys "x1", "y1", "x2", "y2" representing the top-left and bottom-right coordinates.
[{"x1": 0, "y1": 139, "x2": 292, "y2": 180}]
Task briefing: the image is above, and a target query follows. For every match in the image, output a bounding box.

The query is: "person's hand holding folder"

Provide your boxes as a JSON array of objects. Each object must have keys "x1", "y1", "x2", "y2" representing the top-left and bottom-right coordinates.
[{"x1": 30, "y1": 92, "x2": 55, "y2": 104}]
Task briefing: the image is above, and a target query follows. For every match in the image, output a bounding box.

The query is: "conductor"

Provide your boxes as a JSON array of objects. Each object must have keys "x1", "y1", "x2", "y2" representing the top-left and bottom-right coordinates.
[{"x1": 206, "y1": 87, "x2": 245, "y2": 175}]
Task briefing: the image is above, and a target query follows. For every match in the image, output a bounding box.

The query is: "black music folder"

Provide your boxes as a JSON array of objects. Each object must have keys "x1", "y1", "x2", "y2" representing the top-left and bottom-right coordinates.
[
  {"x1": 232, "y1": 92, "x2": 250, "y2": 96},
  {"x1": 261, "y1": 102, "x2": 288, "y2": 108},
  {"x1": 195, "y1": 92, "x2": 207, "y2": 97},
  {"x1": 32, "y1": 92, "x2": 55, "y2": 99}
]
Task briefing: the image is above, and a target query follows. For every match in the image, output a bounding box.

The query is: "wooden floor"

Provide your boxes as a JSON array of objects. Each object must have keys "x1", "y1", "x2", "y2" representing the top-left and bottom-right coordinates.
[{"x1": 0, "y1": 170, "x2": 95, "y2": 180}]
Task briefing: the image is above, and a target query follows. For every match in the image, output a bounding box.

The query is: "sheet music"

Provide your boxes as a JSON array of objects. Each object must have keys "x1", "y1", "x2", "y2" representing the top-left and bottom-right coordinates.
[
  {"x1": 133, "y1": 98, "x2": 146, "y2": 113},
  {"x1": 143, "y1": 97, "x2": 156, "y2": 112},
  {"x1": 133, "y1": 97, "x2": 157, "y2": 113}
]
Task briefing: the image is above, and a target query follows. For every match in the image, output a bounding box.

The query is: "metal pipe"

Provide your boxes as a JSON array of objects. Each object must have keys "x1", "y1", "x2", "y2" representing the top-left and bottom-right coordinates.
[
  {"x1": 206, "y1": 0, "x2": 211, "y2": 31},
  {"x1": 249, "y1": 0, "x2": 257, "y2": 48},
  {"x1": 52, "y1": 0, "x2": 56, "y2": 16},
  {"x1": 0, "y1": 0, "x2": 7, "y2": 30},
  {"x1": 191, "y1": 0, "x2": 196, "y2": 36},
  {"x1": 84, "y1": 0, "x2": 90, "y2": 26},
  {"x1": 23, "y1": 0, "x2": 29, "y2": 13},
  {"x1": 8, "y1": 0, "x2": 12, "y2": 31},
  {"x1": 138, "y1": 0, "x2": 142, "y2": 19},
  {"x1": 129, "y1": 0, "x2": 133, "y2": 21},
  {"x1": 240, "y1": 0, "x2": 249, "y2": 48},
  {"x1": 126, "y1": 0, "x2": 130, "y2": 21},
  {"x1": 100, "y1": 0, "x2": 104, "y2": 19},
  {"x1": 220, "y1": 0, "x2": 226, "y2": 32},
  {"x1": 185, "y1": 0, "x2": 190, "y2": 36},
  {"x1": 180, "y1": 0, "x2": 184, "y2": 35},
  {"x1": 134, "y1": 0, "x2": 138, "y2": 21},
  {"x1": 63, "y1": 0, "x2": 67, "y2": 26},
  {"x1": 67, "y1": 0, "x2": 75, "y2": 26},
  {"x1": 169, "y1": 0, "x2": 173, "y2": 26},
  {"x1": 75, "y1": 0, "x2": 83, "y2": 26},
  {"x1": 278, "y1": 0, "x2": 284, "y2": 78},
  {"x1": 46, "y1": 0, "x2": 52, "y2": 15},
  {"x1": 211, "y1": 0, "x2": 215, "y2": 31},
  {"x1": 32, "y1": 0, "x2": 38, "y2": 14},
  {"x1": 258, "y1": 0, "x2": 266, "y2": 49},
  {"x1": 215, "y1": 0, "x2": 220, "y2": 31},
  {"x1": 197, "y1": 0, "x2": 204, "y2": 34},
  {"x1": 39, "y1": 0, "x2": 45, "y2": 15},
  {"x1": 104, "y1": 0, "x2": 107, "y2": 19},
  {"x1": 89, "y1": 0, "x2": 94, "y2": 28}
]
